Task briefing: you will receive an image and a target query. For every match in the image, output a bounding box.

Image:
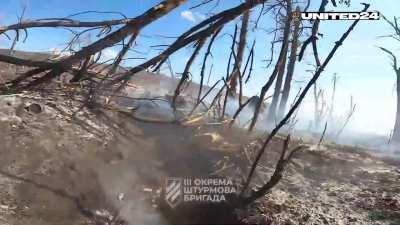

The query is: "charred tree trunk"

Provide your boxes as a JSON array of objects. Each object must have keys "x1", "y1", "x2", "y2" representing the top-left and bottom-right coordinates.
[
  {"x1": 197, "y1": 27, "x2": 222, "y2": 103},
  {"x1": 379, "y1": 15, "x2": 400, "y2": 143},
  {"x1": 228, "y1": 3, "x2": 250, "y2": 96},
  {"x1": 277, "y1": 6, "x2": 301, "y2": 119},
  {"x1": 313, "y1": 84, "x2": 322, "y2": 129},
  {"x1": 392, "y1": 70, "x2": 400, "y2": 141},
  {"x1": 61, "y1": 0, "x2": 186, "y2": 67},
  {"x1": 266, "y1": 46, "x2": 288, "y2": 124},
  {"x1": 1, "y1": 0, "x2": 274, "y2": 92},
  {"x1": 248, "y1": 0, "x2": 292, "y2": 132},
  {"x1": 1, "y1": 0, "x2": 186, "y2": 89},
  {"x1": 241, "y1": 3, "x2": 369, "y2": 198}
]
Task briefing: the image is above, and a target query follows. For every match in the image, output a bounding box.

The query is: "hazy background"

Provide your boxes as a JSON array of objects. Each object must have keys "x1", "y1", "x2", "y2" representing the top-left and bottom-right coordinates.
[{"x1": 0, "y1": 0, "x2": 399, "y2": 140}]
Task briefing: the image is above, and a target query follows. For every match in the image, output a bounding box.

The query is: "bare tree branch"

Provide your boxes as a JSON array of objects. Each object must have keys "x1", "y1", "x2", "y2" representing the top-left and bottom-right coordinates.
[
  {"x1": 197, "y1": 27, "x2": 222, "y2": 103},
  {"x1": 241, "y1": 3, "x2": 370, "y2": 197},
  {"x1": 248, "y1": 0, "x2": 293, "y2": 132},
  {"x1": 0, "y1": 18, "x2": 130, "y2": 34},
  {"x1": 113, "y1": 0, "x2": 273, "y2": 84}
]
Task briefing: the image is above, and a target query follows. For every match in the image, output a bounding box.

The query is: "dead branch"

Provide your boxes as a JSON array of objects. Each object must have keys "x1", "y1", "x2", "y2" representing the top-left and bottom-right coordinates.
[
  {"x1": 335, "y1": 96, "x2": 356, "y2": 138},
  {"x1": 0, "y1": 18, "x2": 130, "y2": 34},
  {"x1": 0, "y1": 0, "x2": 186, "y2": 89},
  {"x1": 109, "y1": 34, "x2": 138, "y2": 77},
  {"x1": 197, "y1": 27, "x2": 223, "y2": 103},
  {"x1": 62, "y1": 0, "x2": 186, "y2": 66},
  {"x1": 189, "y1": 79, "x2": 222, "y2": 117},
  {"x1": 327, "y1": 73, "x2": 338, "y2": 120},
  {"x1": 207, "y1": 78, "x2": 229, "y2": 116},
  {"x1": 298, "y1": 0, "x2": 330, "y2": 66},
  {"x1": 220, "y1": 26, "x2": 239, "y2": 119},
  {"x1": 381, "y1": 14, "x2": 400, "y2": 39},
  {"x1": 244, "y1": 42, "x2": 255, "y2": 83},
  {"x1": 248, "y1": 0, "x2": 293, "y2": 132},
  {"x1": 240, "y1": 3, "x2": 370, "y2": 198},
  {"x1": 313, "y1": 83, "x2": 326, "y2": 129},
  {"x1": 89, "y1": 33, "x2": 139, "y2": 106},
  {"x1": 10, "y1": 6, "x2": 27, "y2": 53},
  {"x1": 228, "y1": 1, "x2": 250, "y2": 95},
  {"x1": 318, "y1": 122, "x2": 328, "y2": 146},
  {"x1": 113, "y1": 0, "x2": 273, "y2": 84},
  {"x1": 241, "y1": 135, "x2": 305, "y2": 204},
  {"x1": 172, "y1": 38, "x2": 207, "y2": 110},
  {"x1": 189, "y1": 0, "x2": 217, "y2": 9},
  {"x1": 277, "y1": 6, "x2": 301, "y2": 118},
  {"x1": 0, "y1": 170, "x2": 110, "y2": 223},
  {"x1": 229, "y1": 95, "x2": 258, "y2": 126},
  {"x1": 226, "y1": 45, "x2": 246, "y2": 109},
  {"x1": 380, "y1": 14, "x2": 400, "y2": 142},
  {"x1": 264, "y1": 21, "x2": 279, "y2": 69},
  {"x1": 266, "y1": 16, "x2": 290, "y2": 123},
  {"x1": 0, "y1": 53, "x2": 54, "y2": 68},
  {"x1": 379, "y1": 47, "x2": 399, "y2": 72},
  {"x1": 70, "y1": 56, "x2": 92, "y2": 83}
]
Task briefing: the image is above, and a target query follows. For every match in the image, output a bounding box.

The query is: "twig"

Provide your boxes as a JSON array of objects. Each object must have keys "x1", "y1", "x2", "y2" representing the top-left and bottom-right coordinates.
[
  {"x1": 318, "y1": 122, "x2": 328, "y2": 146},
  {"x1": 197, "y1": 27, "x2": 222, "y2": 103}
]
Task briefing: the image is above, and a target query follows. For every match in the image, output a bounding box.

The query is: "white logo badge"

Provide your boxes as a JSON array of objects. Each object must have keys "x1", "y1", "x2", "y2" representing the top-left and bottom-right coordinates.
[{"x1": 165, "y1": 177, "x2": 182, "y2": 208}]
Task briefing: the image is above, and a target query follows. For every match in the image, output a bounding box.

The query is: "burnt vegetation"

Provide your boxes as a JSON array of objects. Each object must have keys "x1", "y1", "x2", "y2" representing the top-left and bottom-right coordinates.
[{"x1": 1, "y1": 0, "x2": 397, "y2": 224}]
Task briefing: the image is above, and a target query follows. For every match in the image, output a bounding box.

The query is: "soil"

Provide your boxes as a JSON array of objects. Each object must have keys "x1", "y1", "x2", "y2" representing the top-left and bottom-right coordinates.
[
  {"x1": 0, "y1": 89, "x2": 247, "y2": 224},
  {"x1": 0, "y1": 56, "x2": 398, "y2": 225}
]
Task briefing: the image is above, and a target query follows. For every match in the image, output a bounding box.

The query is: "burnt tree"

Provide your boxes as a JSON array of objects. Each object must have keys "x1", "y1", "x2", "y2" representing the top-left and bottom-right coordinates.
[
  {"x1": 241, "y1": 3, "x2": 370, "y2": 201},
  {"x1": 379, "y1": 15, "x2": 400, "y2": 142},
  {"x1": 277, "y1": 6, "x2": 301, "y2": 119},
  {"x1": 266, "y1": 13, "x2": 290, "y2": 124},
  {"x1": 248, "y1": 0, "x2": 293, "y2": 132},
  {"x1": 228, "y1": 0, "x2": 251, "y2": 96}
]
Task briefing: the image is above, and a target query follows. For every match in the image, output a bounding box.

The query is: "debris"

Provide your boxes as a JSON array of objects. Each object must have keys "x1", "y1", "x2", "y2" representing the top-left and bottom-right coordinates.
[
  {"x1": 118, "y1": 193, "x2": 124, "y2": 201},
  {"x1": 193, "y1": 132, "x2": 223, "y2": 144},
  {"x1": 0, "y1": 204, "x2": 17, "y2": 210},
  {"x1": 24, "y1": 103, "x2": 42, "y2": 114},
  {"x1": 143, "y1": 188, "x2": 153, "y2": 193},
  {"x1": 93, "y1": 209, "x2": 113, "y2": 221}
]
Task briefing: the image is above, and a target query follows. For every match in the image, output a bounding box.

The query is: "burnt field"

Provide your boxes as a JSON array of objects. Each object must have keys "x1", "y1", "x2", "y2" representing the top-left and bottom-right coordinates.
[
  {"x1": 0, "y1": 61, "x2": 399, "y2": 225},
  {"x1": 0, "y1": 1, "x2": 400, "y2": 223}
]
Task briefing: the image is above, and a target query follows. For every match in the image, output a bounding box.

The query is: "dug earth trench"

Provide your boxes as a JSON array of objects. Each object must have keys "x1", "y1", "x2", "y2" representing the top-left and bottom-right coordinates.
[{"x1": 0, "y1": 90, "x2": 399, "y2": 225}]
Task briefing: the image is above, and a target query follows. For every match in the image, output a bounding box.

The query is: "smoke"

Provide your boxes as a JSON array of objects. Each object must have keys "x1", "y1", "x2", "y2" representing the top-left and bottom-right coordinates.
[
  {"x1": 121, "y1": 72, "x2": 398, "y2": 157},
  {"x1": 220, "y1": 92, "x2": 399, "y2": 157},
  {"x1": 223, "y1": 96, "x2": 262, "y2": 128},
  {"x1": 96, "y1": 162, "x2": 167, "y2": 225}
]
